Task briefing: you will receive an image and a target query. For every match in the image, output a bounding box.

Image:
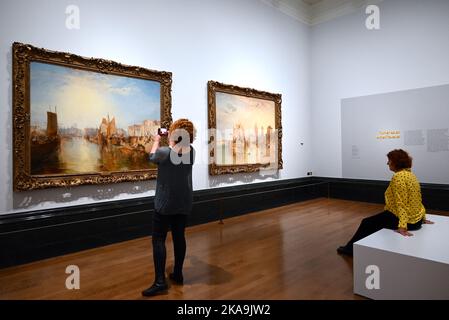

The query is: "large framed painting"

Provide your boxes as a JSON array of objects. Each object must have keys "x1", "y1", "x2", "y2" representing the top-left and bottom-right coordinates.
[
  {"x1": 12, "y1": 42, "x2": 172, "y2": 191},
  {"x1": 208, "y1": 81, "x2": 283, "y2": 175}
]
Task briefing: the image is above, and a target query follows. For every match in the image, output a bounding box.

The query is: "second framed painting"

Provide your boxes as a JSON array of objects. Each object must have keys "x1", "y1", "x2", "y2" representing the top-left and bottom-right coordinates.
[{"x1": 208, "y1": 81, "x2": 283, "y2": 175}]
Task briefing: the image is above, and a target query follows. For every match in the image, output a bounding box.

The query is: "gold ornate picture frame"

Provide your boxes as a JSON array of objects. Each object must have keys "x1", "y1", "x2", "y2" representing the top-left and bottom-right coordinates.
[
  {"x1": 208, "y1": 81, "x2": 283, "y2": 175},
  {"x1": 12, "y1": 42, "x2": 172, "y2": 191}
]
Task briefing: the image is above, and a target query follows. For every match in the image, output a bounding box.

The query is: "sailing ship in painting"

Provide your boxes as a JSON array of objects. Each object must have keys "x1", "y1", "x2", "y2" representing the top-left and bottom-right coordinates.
[
  {"x1": 90, "y1": 115, "x2": 159, "y2": 152},
  {"x1": 31, "y1": 107, "x2": 61, "y2": 164}
]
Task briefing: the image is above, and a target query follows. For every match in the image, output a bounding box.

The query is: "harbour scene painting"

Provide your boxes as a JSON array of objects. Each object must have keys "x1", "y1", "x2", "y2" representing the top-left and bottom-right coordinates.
[
  {"x1": 30, "y1": 61, "x2": 161, "y2": 175},
  {"x1": 215, "y1": 92, "x2": 276, "y2": 166}
]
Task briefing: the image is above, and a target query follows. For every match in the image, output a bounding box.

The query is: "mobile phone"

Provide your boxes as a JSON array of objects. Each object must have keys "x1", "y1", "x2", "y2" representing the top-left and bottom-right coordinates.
[{"x1": 158, "y1": 128, "x2": 168, "y2": 136}]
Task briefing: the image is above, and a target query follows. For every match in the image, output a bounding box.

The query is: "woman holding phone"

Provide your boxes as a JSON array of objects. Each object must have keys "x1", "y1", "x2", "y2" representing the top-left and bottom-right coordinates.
[{"x1": 142, "y1": 118, "x2": 196, "y2": 296}]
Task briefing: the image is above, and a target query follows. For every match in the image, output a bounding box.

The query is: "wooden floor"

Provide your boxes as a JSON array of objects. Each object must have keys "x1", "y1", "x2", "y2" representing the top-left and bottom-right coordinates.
[{"x1": 0, "y1": 198, "x2": 446, "y2": 300}]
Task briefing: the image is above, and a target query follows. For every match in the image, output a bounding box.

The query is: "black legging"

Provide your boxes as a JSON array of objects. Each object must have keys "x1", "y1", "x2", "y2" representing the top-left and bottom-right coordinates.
[
  {"x1": 152, "y1": 212, "x2": 187, "y2": 283},
  {"x1": 344, "y1": 210, "x2": 422, "y2": 250}
]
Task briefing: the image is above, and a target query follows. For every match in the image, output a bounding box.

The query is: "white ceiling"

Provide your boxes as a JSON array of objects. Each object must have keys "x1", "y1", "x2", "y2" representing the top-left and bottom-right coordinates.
[{"x1": 260, "y1": 0, "x2": 384, "y2": 25}]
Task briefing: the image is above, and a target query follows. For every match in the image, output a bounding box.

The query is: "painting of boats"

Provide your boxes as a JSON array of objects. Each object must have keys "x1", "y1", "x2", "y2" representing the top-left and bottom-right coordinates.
[
  {"x1": 29, "y1": 61, "x2": 162, "y2": 175},
  {"x1": 13, "y1": 42, "x2": 173, "y2": 190}
]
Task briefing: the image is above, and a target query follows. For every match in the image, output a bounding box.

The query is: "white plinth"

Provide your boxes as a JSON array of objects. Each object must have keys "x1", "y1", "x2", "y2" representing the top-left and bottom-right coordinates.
[{"x1": 353, "y1": 214, "x2": 449, "y2": 300}]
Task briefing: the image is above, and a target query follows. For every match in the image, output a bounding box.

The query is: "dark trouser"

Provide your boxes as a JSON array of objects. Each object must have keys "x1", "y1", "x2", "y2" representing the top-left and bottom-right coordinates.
[
  {"x1": 344, "y1": 211, "x2": 423, "y2": 251},
  {"x1": 152, "y1": 212, "x2": 187, "y2": 283}
]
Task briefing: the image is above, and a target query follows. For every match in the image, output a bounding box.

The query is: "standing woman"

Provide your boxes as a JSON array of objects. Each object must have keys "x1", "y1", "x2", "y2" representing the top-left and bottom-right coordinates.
[
  {"x1": 142, "y1": 119, "x2": 196, "y2": 296},
  {"x1": 337, "y1": 149, "x2": 434, "y2": 257}
]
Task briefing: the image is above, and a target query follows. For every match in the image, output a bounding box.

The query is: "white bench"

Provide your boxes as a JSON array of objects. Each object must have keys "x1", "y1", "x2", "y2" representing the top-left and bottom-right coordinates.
[{"x1": 354, "y1": 214, "x2": 449, "y2": 300}]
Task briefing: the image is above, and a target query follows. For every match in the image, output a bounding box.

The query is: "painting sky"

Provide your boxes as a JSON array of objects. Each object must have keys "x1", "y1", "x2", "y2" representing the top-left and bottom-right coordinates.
[
  {"x1": 216, "y1": 92, "x2": 275, "y2": 140},
  {"x1": 30, "y1": 62, "x2": 161, "y2": 129}
]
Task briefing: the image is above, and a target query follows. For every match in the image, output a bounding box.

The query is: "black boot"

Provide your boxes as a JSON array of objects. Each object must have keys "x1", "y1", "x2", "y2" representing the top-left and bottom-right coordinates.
[
  {"x1": 141, "y1": 281, "x2": 168, "y2": 297},
  {"x1": 169, "y1": 272, "x2": 184, "y2": 285}
]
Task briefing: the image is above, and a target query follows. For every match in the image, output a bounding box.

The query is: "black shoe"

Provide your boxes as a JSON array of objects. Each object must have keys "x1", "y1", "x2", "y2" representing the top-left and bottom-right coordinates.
[
  {"x1": 337, "y1": 246, "x2": 353, "y2": 257},
  {"x1": 169, "y1": 273, "x2": 184, "y2": 285},
  {"x1": 141, "y1": 282, "x2": 168, "y2": 297}
]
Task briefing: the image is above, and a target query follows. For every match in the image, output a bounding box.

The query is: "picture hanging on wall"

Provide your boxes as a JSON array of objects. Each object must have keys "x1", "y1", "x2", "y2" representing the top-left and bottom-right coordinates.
[
  {"x1": 208, "y1": 80, "x2": 283, "y2": 175},
  {"x1": 12, "y1": 42, "x2": 173, "y2": 191}
]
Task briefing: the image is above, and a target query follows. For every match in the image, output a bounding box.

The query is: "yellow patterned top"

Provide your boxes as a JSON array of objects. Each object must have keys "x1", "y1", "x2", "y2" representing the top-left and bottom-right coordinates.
[{"x1": 384, "y1": 169, "x2": 426, "y2": 229}]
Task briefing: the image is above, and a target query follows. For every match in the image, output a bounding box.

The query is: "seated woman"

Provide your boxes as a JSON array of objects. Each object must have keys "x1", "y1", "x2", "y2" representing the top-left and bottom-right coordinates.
[{"x1": 337, "y1": 149, "x2": 434, "y2": 257}]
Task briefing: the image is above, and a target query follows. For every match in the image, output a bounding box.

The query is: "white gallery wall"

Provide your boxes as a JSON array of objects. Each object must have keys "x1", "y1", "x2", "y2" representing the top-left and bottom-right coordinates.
[
  {"x1": 310, "y1": 0, "x2": 449, "y2": 178},
  {"x1": 3, "y1": 0, "x2": 448, "y2": 215},
  {"x1": 341, "y1": 84, "x2": 449, "y2": 183},
  {"x1": 0, "y1": 0, "x2": 312, "y2": 214}
]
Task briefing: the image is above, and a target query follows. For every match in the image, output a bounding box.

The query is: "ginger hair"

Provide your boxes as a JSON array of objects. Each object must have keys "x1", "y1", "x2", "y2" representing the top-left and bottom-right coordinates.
[{"x1": 169, "y1": 118, "x2": 196, "y2": 143}]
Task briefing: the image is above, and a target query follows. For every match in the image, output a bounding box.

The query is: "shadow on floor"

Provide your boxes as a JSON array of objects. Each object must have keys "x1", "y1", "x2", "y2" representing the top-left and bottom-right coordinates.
[{"x1": 177, "y1": 255, "x2": 233, "y2": 286}]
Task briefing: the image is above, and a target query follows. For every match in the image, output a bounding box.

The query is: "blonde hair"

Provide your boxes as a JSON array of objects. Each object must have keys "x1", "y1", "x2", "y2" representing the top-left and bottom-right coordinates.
[{"x1": 169, "y1": 118, "x2": 196, "y2": 143}]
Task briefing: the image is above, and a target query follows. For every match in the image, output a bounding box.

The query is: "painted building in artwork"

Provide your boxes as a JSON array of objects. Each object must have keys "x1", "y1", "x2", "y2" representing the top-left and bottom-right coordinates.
[
  {"x1": 266, "y1": 125, "x2": 273, "y2": 157},
  {"x1": 128, "y1": 120, "x2": 159, "y2": 137},
  {"x1": 232, "y1": 123, "x2": 249, "y2": 165},
  {"x1": 229, "y1": 123, "x2": 274, "y2": 165}
]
